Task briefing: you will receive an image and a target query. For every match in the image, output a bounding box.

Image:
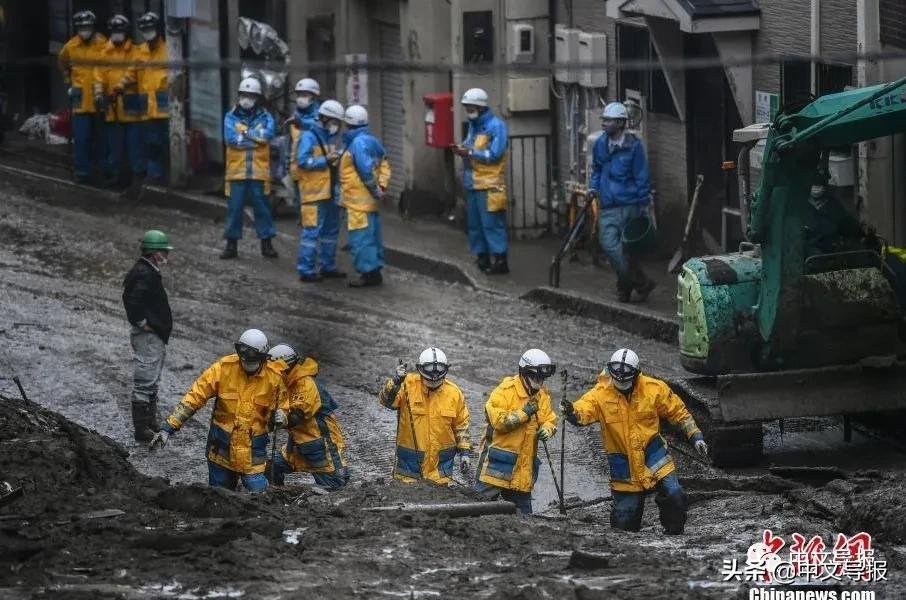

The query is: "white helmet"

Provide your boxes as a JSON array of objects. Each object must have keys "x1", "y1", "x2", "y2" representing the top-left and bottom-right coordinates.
[
  {"x1": 268, "y1": 343, "x2": 299, "y2": 368},
  {"x1": 607, "y1": 348, "x2": 640, "y2": 391},
  {"x1": 238, "y1": 77, "x2": 263, "y2": 95},
  {"x1": 235, "y1": 328, "x2": 269, "y2": 374},
  {"x1": 602, "y1": 101, "x2": 628, "y2": 120},
  {"x1": 518, "y1": 349, "x2": 556, "y2": 379},
  {"x1": 344, "y1": 105, "x2": 369, "y2": 126},
  {"x1": 318, "y1": 99, "x2": 345, "y2": 121},
  {"x1": 294, "y1": 77, "x2": 320, "y2": 96},
  {"x1": 461, "y1": 88, "x2": 489, "y2": 107},
  {"x1": 417, "y1": 347, "x2": 449, "y2": 387}
]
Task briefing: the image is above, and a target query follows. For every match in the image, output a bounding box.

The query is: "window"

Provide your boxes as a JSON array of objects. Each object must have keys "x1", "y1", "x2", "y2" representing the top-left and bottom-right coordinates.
[
  {"x1": 817, "y1": 63, "x2": 852, "y2": 95},
  {"x1": 616, "y1": 24, "x2": 677, "y2": 118},
  {"x1": 463, "y1": 11, "x2": 494, "y2": 63},
  {"x1": 782, "y1": 60, "x2": 853, "y2": 106},
  {"x1": 881, "y1": 0, "x2": 906, "y2": 48}
]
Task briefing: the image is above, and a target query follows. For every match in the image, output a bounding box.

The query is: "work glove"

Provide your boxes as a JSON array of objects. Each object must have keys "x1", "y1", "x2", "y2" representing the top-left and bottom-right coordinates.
[
  {"x1": 269, "y1": 408, "x2": 288, "y2": 431},
  {"x1": 287, "y1": 408, "x2": 305, "y2": 428},
  {"x1": 459, "y1": 454, "x2": 471, "y2": 475},
  {"x1": 694, "y1": 439, "x2": 709, "y2": 457},
  {"x1": 537, "y1": 427, "x2": 554, "y2": 442},
  {"x1": 393, "y1": 361, "x2": 407, "y2": 385},
  {"x1": 559, "y1": 399, "x2": 575, "y2": 417},
  {"x1": 148, "y1": 429, "x2": 170, "y2": 452},
  {"x1": 523, "y1": 399, "x2": 539, "y2": 417}
]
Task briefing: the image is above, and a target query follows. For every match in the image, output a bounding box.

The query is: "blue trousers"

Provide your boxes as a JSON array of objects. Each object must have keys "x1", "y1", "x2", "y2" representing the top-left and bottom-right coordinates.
[
  {"x1": 348, "y1": 212, "x2": 384, "y2": 274},
  {"x1": 208, "y1": 460, "x2": 268, "y2": 493},
  {"x1": 610, "y1": 472, "x2": 687, "y2": 534},
  {"x1": 475, "y1": 481, "x2": 533, "y2": 514},
  {"x1": 72, "y1": 113, "x2": 102, "y2": 181},
  {"x1": 145, "y1": 118, "x2": 168, "y2": 183},
  {"x1": 225, "y1": 180, "x2": 276, "y2": 241},
  {"x1": 104, "y1": 121, "x2": 145, "y2": 181},
  {"x1": 270, "y1": 452, "x2": 350, "y2": 489},
  {"x1": 467, "y1": 189, "x2": 508, "y2": 256},
  {"x1": 297, "y1": 200, "x2": 340, "y2": 275},
  {"x1": 598, "y1": 204, "x2": 647, "y2": 280}
]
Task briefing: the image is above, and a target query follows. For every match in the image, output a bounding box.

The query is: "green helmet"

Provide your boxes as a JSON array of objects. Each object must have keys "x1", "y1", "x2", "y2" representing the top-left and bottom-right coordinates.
[{"x1": 141, "y1": 230, "x2": 173, "y2": 251}]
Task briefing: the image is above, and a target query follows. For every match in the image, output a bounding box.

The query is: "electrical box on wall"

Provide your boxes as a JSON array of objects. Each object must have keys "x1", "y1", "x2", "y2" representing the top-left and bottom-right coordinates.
[
  {"x1": 507, "y1": 78, "x2": 550, "y2": 112},
  {"x1": 578, "y1": 32, "x2": 607, "y2": 88},
  {"x1": 554, "y1": 25, "x2": 579, "y2": 83},
  {"x1": 509, "y1": 23, "x2": 535, "y2": 63}
]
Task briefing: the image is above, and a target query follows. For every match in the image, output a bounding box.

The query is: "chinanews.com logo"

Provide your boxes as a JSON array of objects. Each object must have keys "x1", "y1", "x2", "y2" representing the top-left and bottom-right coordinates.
[{"x1": 721, "y1": 530, "x2": 887, "y2": 600}]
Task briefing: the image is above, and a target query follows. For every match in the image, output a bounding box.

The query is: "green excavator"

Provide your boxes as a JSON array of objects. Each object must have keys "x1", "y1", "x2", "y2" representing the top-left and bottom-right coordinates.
[{"x1": 674, "y1": 77, "x2": 906, "y2": 466}]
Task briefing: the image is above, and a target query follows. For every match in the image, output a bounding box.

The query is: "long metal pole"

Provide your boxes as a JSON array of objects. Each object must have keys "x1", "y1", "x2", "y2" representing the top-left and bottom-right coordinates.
[{"x1": 559, "y1": 369, "x2": 568, "y2": 514}]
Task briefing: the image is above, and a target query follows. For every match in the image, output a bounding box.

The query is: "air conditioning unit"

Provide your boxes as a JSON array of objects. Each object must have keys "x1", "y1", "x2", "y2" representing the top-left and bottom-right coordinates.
[
  {"x1": 554, "y1": 25, "x2": 579, "y2": 83},
  {"x1": 578, "y1": 32, "x2": 607, "y2": 88}
]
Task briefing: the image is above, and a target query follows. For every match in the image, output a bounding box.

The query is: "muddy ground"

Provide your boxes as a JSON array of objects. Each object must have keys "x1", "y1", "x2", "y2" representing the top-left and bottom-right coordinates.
[{"x1": 1, "y1": 176, "x2": 905, "y2": 598}]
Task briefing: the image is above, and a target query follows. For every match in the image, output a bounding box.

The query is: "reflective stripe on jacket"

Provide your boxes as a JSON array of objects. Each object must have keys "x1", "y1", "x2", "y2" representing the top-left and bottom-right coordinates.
[
  {"x1": 476, "y1": 375, "x2": 557, "y2": 493},
  {"x1": 568, "y1": 373, "x2": 702, "y2": 492},
  {"x1": 136, "y1": 39, "x2": 168, "y2": 119},
  {"x1": 58, "y1": 33, "x2": 107, "y2": 114},
  {"x1": 93, "y1": 39, "x2": 143, "y2": 122},
  {"x1": 589, "y1": 133, "x2": 651, "y2": 208},
  {"x1": 378, "y1": 373, "x2": 470, "y2": 484},
  {"x1": 163, "y1": 355, "x2": 288, "y2": 475},
  {"x1": 339, "y1": 126, "x2": 391, "y2": 212},
  {"x1": 224, "y1": 106, "x2": 275, "y2": 184},
  {"x1": 296, "y1": 122, "x2": 338, "y2": 203},
  {"x1": 463, "y1": 109, "x2": 508, "y2": 191},
  {"x1": 281, "y1": 358, "x2": 346, "y2": 474}
]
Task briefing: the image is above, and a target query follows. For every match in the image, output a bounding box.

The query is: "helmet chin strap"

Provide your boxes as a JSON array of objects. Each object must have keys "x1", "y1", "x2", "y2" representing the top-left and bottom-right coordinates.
[{"x1": 423, "y1": 377, "x2": 443, "y2": 390}]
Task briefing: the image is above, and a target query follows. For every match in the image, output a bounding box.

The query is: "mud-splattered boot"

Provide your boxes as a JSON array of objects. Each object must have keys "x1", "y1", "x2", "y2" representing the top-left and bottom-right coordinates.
[
  {"x1": 261, "y1": 238, "x2": 279, "y2": 258},
  {"x1": 220, "y1": 239, "x2": 238, "y2": 260},
  {"x1": 476, "y1": 253, "x2": 490, "y2": 273},
  {"x1": 131, "y1": 402, "x2": 155, "y2": 443},
  {"x1": 487, "y1": 253, "x2": 509, "y2": 275}
]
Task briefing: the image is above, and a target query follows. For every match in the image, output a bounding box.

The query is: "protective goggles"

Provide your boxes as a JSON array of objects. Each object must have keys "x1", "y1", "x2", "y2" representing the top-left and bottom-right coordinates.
[
  {"x1": 416, "y1": 361, "x2": 449, "y2": 382},
  {"x1": 235, "y1": 343, "x2": 267, "y2": 362},
  {"x1": 521, "y1": 364, "x2": 556, "y2": 379},
  {"x1": 607, "y1": 361, "x2": 639, "y2": 382}
]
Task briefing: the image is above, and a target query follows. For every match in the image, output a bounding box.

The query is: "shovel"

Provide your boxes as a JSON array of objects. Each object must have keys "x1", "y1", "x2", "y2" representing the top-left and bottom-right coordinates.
[{"x1": 668, "y1": 174, "x2": 705, "y2": 274}]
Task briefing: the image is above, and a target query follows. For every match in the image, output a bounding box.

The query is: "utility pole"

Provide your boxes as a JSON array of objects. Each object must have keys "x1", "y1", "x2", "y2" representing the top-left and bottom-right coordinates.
[{"x1": 166, "y1": 1, "x2": 196, "y2": 188}]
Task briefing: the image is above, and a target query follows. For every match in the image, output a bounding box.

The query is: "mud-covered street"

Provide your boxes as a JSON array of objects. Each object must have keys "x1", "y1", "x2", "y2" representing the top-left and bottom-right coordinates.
[{"x1": 2, "y1": 180, "x2": 906, "y2": 598}]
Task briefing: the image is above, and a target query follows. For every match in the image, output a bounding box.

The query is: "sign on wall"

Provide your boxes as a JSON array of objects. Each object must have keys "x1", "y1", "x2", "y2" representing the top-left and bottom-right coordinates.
[
  {"x1": 345, "y1": 53, "x2": 368, "y2": 106},
  {"x1": 755, "y1": 90, "x2": 779, "y2": 123}
]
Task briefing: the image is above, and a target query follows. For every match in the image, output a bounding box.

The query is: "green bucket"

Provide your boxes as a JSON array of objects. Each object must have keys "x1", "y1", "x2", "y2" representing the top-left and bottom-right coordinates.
[{"x1": 621, "y1": 214, "x2": 657, "y2": 253}]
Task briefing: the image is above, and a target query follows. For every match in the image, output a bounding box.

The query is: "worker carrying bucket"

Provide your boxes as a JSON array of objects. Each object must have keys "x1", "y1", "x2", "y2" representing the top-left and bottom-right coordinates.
[
  {"x1": 589, "y1": 102, "x2": 656, "y2": 303},
  {"x1": 561, "y1": 348, "x2": 708, "y2": 534}
]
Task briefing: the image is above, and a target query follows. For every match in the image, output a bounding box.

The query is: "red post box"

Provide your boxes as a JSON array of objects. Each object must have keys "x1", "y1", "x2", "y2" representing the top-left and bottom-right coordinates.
[{"x1": 423, "y1": 92, "x2": 454, "y2": 148}]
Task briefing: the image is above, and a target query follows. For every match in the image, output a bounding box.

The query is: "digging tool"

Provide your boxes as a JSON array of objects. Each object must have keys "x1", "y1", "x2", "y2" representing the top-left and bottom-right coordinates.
[
  {"x1": 558, "y1": 369, "x2": 568, "y2": 515},
  {"x1": 269, "y1": 389, "x2": 279, "y2": 485},
  {"x1": 364, "y1": 501, "x2": 516, "y2": 517},
  {"x1": 668, "y1": 174, "x2": 705, "y2": 274},
  {"x1": 533, "y1": 413, "x2": 563, "y2": 504},
  {"x1": 12, "y1": 376, "x2": 29, "y2": 402}
]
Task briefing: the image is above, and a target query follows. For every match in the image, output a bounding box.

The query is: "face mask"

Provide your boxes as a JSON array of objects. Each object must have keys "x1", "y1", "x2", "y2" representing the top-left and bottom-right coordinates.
[
  {"x1": 810, "y1": 185, "x2": 826, "y2": 199},
  {"x1": 327, "y1": 123, "x2": 340, "y2": 135},
  {"x1": 523, "y1": 374, "x2": 543, "y2": 395},
  {"x1": 423, "y1": 376, "x2": 443, "y2": 390},
  {"x1": 78, "y1": 29, "x2": 93, "y2": 41},
  {"x1": 612, "y1": 376, "x2": 634, "y2": 392},
  {"x1": 296, "y1": 96, "x2": 312, "y2": 109},
  {"x1": 240, "y1": 359, "x2": 262, "y2": 374},
  {"x1": 465, "y1": 109, "x2": 479, "y2": 120},
  {"x1": 142, "y1": 30, "x2": 157, "y2": 42},
  {"x1": 238, "y1": 97, "x2": 255, "y2": 110},
  {"x1": 111, "y1": 32, "x2": 126, "y2": 44}
]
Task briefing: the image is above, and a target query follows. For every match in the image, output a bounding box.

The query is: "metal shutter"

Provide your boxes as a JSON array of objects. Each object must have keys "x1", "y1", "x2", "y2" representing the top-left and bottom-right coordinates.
[{"x1": 378, "y1": 23, "x2": 405, "y2": 200}]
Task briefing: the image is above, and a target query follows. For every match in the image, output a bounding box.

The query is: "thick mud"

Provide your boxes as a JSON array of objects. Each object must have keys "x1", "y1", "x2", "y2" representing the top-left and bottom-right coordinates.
[{"x1": 1, "y1": 180, "x2": 905, "y2": 597}]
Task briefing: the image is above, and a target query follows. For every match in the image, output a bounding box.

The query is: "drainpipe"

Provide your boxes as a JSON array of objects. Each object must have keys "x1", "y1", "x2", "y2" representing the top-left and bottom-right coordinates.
[{"x1": 810, "y1": 0, "x2": 820, "y2": 95}]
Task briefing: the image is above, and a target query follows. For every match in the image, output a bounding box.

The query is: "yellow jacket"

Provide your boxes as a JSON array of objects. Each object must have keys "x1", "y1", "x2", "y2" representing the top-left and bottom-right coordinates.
[
  {"x1": 281, "y1": 358, "x2": 346, "y2": 474},
  {"x1": 295, "y1": 124, "x2": 339, "y2": 204},
  {"x1": 93, "y1": 39, "x2": 143, "y2": 123},
  {"x1": 568, "y1": 374, "x2": 703, "y2": 492},
  {"x1": 339, "y1": 127, "x2": 391, "y2": 214},
  {"x1": 477, "y1": 375, "x2": 557, "y2": 493},
  {"x1": 58, "y1": 33, "x2": 107, "y2": 114},
  {"x1": 223, "y1": 106, "x2": 275, "y2": 192},
  {"x1": 163, "y1": 354, "x2": 288, "y2": 475},
  {"x1": 136, "y1": 39, "x2": 168, "y2": 120},
  {"x1": 378, "y1": 373, "x2": 471, "y2": 484}
]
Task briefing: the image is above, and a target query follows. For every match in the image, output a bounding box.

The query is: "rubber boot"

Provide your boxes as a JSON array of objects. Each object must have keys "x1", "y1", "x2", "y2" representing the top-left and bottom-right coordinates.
[
  {"x1": 320, "y1": 269, "x2": 347, "y2": 279},
  {"x1": 487, "y1": 253, "x2": 509, "y2": 275},
  {"x1": 132, "y1": 402, "x2": 155, "y2": 443},
  {"x1": 220, "y1": 239, "x2": 238, "y2": 260},
  {"x1": 148, "y1": 396, "x2": 161, "y2": 432},
  {"x1": 349, "y1": 269, "x2": 383, "y2": 288},
  {"x1": 655, "y1": 488, "x2": 688, "y2": 535},
  {"x1": 299, "y1": 272, "x2": 322, "y2": 283},
  {"x1": 476, "y1": 253, "x2": 491, "y2": 273},
  {"x1": 261, "y1": 238, "x2": 278, "y2": 258}
]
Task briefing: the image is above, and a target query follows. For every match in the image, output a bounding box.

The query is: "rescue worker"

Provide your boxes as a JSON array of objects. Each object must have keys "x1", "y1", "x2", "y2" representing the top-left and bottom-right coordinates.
[
  {"x1": 135, "y1": 12, "x2": 169, "y2": 184},
  {"x1": 804, "y1": 172, "x2": 864, "y2": 258},
  {"x1": 93, "y1": 15, "x2": 145, "y2": 187},
  {"x1": 295, "y1": 99, "x2": 346, "y2": 282},
  {"x1": 475, "y1": 349, "x2": 557, "y2": 514},
  {"x1": 266, "y1": 344, "x2": 349, "y2": 489},
  {"x1": 560, "y1": 349, "x2": 708, "y2": 534},
  {"x1": 221, "y1": 77, "x2": 278, "y2": 260},
  {"x1": 122, "y1": 230, "x2": 173, "y2": 442},
  {"x1": 378, "y1": 348, "x2": 471, "y2": 484},
  {"x1": 149, "y1": 329, "x2": 288, "y2": 492},
  {"x1": 589, "y1": 102, "x2": 656, "y2": 303},
  {"x1": 339, "y1": 105, "x2": 391, "y2": 288},
  {"x1": 452, "y1": 88, "x2": 509, "y2": 275},
  {"x1": 287, "y1": 77, "x2": 323, "y2": 214},
  {"x1": 57, "y1": 10, "x2": 106, "y2": 183}
]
